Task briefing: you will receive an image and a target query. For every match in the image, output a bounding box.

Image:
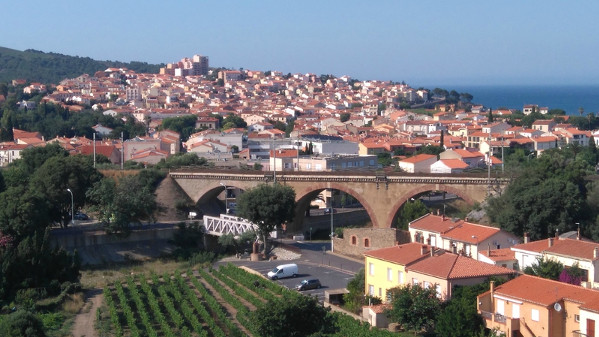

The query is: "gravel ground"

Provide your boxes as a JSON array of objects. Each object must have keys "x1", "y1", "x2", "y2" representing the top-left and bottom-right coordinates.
[{"x1": 270, "y1": 247, "x2": 302, "y2": 260}]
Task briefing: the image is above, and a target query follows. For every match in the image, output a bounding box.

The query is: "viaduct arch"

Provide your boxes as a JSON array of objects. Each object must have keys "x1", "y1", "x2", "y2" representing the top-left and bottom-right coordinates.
[{"x1": 170, "y1": 170, "x2": 508, "y2": 231}]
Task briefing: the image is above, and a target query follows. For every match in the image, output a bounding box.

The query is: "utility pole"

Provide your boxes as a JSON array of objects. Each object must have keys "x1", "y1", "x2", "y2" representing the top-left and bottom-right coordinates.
[
  {"x1": 93, "y1": 132, "x2": 96, "y2": 168},
  {"x1": 121, "y1": 132, "x2": 124, "y2": 170},
  {"x1": 272, "y1": 137, "x2": 276, "y2": 184},
  {"x1": 487, "y1": 130, "x2": 492, "y2": 196}
]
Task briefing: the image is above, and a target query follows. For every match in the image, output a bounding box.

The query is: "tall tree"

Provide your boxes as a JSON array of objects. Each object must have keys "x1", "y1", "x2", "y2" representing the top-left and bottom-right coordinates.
[
  {"x1": 251, "y1": 292, "x2": 337, "y2": 337},
  {"x1": 236, "y1": 183, "x2": 295, "y2": 254},
  {"x1": 386, "y1": 284, "x2": 441, "y2": 333},
  {"x1": 86, "y1": 174, "x2": 157, "y2": 235}
]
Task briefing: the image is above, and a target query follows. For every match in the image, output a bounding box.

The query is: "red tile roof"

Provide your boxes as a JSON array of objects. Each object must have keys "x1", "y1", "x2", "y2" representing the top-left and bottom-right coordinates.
[
  {"x1": 364, "y1": 242, "x2": 430, "y2": 266},
  {"x1": 408, "y1": 253, "x2": 515, "y2": 280},
  {"x1": 479, "y1": 248, "x2": 516, "y2": 262},
  {"x1": 410, "y1": 214, "x2": 502, "y2": 243},
  {"x1": 399, "y1": 154, "x2": 436, "y2": 164},
  {"x1": 493, "y1": 274, "x2": 599, "y2": 308}
]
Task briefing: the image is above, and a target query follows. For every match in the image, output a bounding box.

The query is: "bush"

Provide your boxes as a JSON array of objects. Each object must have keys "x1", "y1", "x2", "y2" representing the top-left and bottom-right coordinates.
[{"x1": 0, "y1": 310, "x2": 47, "y2": 337}]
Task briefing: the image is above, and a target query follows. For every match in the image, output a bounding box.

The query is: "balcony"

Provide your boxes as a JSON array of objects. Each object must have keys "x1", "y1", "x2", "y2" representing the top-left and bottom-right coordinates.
[{"x1": 572, "y1": 331, "x2": 590, "y2": 337}]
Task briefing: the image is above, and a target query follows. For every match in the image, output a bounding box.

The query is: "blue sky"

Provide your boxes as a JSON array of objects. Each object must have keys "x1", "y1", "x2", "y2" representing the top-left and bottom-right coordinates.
[{"x1": 2, "y1": 0, "x2": 598, "y2": 86}]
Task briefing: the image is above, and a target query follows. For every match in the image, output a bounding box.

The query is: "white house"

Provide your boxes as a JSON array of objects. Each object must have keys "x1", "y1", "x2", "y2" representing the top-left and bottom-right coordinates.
[{"x1": 398, "y1": 154, "x2": 437, "y2": 173}]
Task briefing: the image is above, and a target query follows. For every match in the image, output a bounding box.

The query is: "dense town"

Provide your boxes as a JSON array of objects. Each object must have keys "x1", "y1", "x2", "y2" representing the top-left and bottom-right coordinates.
[
  {"x1": 1, "y1": 53, "x2": 592, "y2": 174},
  {"x1": 1, "y1": 54, "x2": 598, "y2": 337}
]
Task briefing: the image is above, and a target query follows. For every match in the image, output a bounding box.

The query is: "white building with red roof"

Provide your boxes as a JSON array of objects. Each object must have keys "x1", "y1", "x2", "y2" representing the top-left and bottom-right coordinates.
[{"x1": 397, "y1": 153, "x2": 437, "y2": 173}]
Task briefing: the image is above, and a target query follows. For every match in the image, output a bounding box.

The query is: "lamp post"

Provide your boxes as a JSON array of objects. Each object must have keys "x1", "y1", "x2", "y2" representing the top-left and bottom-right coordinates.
[
  {"x1": 330, "y1": 188, "x2": 334, "y2": 253},
  {"x1": 220, "y1": 183, "x2": 228, "y2": 214},
  {"x1": 66, "y1": 188, "x2": 74, "y2": 226}
]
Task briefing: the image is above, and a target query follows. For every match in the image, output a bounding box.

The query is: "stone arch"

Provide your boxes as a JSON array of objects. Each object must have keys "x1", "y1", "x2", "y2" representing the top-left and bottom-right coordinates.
[
  {"x1": 384, "y1": 184, "x2": 476, "y2": 229},
  {"x1": 194, "y1": 181, "x2": 251, "y2": 215},
  {"x1": 293, "y1": 181, "x2": 378, "y2": 228}
]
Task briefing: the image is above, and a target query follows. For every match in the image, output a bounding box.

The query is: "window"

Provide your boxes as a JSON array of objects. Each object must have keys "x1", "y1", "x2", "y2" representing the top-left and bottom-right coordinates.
[
  {"x1": 575, "y1": 314, "x2": 580, "y2": 322},
  {"x1": 512, "y1": 304, "x2": 520, "y2": 319},
  {"x1": 306, "y1": 164, "x2": 312, "y2": 169},
  {"x1": 495, "y1": 299, "x2": 505, "y2": 316},
  {"x1": 531, "y1": 308, "x2": 539, "y2": 322},
  {"x1": 369, "y1": 263, "x2": 375, "y2": 276},
  {"x1": 364, "y1": 238, "x2": 370, "y2": 248},
  {"x1": 368, "y1": 284, "x2": 374, "y2": 296},
  {"x1": 351, "y1": 236, "x2": 357, "y2": 245},
  {"x1": 398, "y1": 271, "x2": 404, "y2": 284},
  {"x1": 412, "y1": 278, "x2": 419, "y2": 286},
  {"x1": 387, "y1": 268, "x2": 393, "y2": 281},
  {"x1": 423, "y1": 281, "x2": 430, "y2": 289},
  {"x1": 435, "y1": 284, "x2": 442, "y2": 298},
  {"x1": 378, "y1": 288, "x2": 382, "y2": 297}
]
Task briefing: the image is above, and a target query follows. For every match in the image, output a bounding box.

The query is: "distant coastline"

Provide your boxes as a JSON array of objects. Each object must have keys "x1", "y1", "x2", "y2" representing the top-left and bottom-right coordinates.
[{"x1": 423, "y1": 85, "x2": 599, "y2": 115}]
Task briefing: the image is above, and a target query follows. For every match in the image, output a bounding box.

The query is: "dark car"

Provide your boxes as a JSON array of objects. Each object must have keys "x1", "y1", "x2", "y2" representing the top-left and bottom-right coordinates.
[
  {"x1": 74, "y1": 212, "x2": 89, "y2": 220},
  {"x1": 296, "y1": 279, "x2": 321, "y2": 291}
]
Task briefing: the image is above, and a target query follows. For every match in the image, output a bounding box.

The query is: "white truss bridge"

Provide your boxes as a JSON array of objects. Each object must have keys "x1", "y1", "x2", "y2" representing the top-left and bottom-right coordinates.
[{"x1": 202, "y1": 214, "x2": 259, "y2": 237}]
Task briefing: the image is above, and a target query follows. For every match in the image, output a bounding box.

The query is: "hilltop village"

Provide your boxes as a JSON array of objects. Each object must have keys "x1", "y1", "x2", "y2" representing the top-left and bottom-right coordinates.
[{"x1": 1, "y1": 54, "x2": 592, "y2": 172}]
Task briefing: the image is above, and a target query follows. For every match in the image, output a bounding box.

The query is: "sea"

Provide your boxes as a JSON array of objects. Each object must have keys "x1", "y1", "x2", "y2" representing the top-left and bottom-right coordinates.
[{"x1": 436, "y1": 85, "x2": 599, "y2": 116}]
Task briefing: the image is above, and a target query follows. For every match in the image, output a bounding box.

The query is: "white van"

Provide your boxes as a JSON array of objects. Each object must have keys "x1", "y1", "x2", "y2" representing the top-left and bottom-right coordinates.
[{"x1": 267, "y1": 263, "x2": 298, "y2": 280}]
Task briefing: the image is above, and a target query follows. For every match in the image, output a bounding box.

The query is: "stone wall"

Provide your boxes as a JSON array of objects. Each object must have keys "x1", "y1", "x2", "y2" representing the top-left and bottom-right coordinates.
[{"x1": 333, "y1": 227, "x2": 411, "y2": 259}]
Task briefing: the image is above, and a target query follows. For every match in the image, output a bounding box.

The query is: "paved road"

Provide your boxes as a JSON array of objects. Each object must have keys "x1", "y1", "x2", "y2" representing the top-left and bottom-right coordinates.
[{"x1": 216, "y1": 240, "x2": 363, "y2": 303}]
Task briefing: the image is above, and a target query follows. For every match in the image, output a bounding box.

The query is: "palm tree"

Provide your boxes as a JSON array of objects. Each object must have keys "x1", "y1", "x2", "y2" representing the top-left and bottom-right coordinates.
[{"x1": 579, "y1": 106, "x2": 584, "y2": 116}]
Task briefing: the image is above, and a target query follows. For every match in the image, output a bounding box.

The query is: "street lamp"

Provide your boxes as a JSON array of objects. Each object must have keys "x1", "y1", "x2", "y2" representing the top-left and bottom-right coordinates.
[
  {"x1": 66, "y1": 188, "x2": 74, "y2": 226},
  {"x1": 220, "y1": 183, "x2": 228, "y2": 214},
  {"x1": 330, "y1": 188, "x2": 334, "y2": 253}
]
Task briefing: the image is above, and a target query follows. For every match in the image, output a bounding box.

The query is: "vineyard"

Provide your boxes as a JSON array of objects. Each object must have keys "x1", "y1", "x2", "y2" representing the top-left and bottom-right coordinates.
[{"x1": 101, "y1": 263, "x2": 398, "y2": 337}]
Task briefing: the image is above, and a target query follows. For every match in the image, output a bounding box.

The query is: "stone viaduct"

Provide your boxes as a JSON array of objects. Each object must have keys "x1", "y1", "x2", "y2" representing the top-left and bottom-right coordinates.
[{"x1": 170, "y1": 170, "x2": 509, "y2": 232}]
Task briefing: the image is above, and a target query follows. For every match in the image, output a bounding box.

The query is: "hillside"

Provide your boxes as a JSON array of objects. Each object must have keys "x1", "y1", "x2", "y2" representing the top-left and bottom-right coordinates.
[{"x1": 0, "y1": 46, "x2": 164, "y2": 84}]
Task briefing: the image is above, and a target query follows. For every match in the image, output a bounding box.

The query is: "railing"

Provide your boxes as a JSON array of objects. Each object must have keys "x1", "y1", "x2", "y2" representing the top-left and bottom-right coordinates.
[
  {"x1": 480, "y1": 310, "x2": 493, "y2": 320},
  {"x1": 494, "y1": 313, "x2": 506, "y2": 324},
  {"x1": 202, "y1": 214, "x2": 258, "y2": 236},
  {"x1": 572, "y1": 330, "x2": 590, "y2": 337}
]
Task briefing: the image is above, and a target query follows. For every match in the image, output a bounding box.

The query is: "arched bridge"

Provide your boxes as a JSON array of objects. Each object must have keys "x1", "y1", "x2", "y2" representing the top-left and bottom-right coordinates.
[{"x1": 170, "y1": 170, "x2": 509, "y2": 231}]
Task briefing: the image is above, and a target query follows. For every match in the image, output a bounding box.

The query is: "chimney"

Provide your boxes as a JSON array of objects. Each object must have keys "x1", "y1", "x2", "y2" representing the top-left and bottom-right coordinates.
[
  {"x1": 594, "y1": 247, "x2": 598, "y2": 259},
  {"x1": 548, "y1": 237, "x2": 554, "y2": 247},
  {"x1": 436, "y1": 209, "x2": 440, "y2": 216},
  {"x1": 487, "y1": 243, "x2": 491, "y2": 256},
  {"x1": 490, "y1": 280, "x2": 495, "y2": 297},
  {"x1": 430, "y1": 247, "x2": 434, "y2": 257},
  {"x1": 524, "y1": 232, "x2": 530, "y2": 244},
  {"x1": 421, "y1": 245, "x2": 427, "y2": 255},
  {"x1": 577, "y1": 227, "x2": 581, "y2": 240},
  {"x1": 465, "y1": 216, "x2": 469, "y2": 222},
  {"x1": 395, "y1": 241, "x2": 399, "y2": 246},
  {"x1": 555, "y1": 229, "x2": 559, "y2": 239}
]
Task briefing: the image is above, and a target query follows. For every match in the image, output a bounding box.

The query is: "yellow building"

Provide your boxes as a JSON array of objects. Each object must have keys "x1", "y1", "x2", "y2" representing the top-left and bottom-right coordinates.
[{"x1": 364, "y1": 242, "x2": 430, "y2": 301}]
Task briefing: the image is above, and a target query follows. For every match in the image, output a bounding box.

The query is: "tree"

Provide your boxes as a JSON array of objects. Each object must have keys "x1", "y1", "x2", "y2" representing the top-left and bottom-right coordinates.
[
  {"x1": 340, "y1": 112, "x2": 351, "y2": 123},
  {"x1": 86, "y1": 174, "x2": 157, "y2": 235},
  {"x1": 377, "y1": 152, "x2": 393, "y2": 167},
  {"x1": 160, "y1": 115, "x2": 198, "y2": 141},
  {"x1": 524, "y1": 257, "x2": 563, "y2": 280},
  {"x1": 0, "y1": 310, "x2": 47, "y2": 337},
  {"x1": 435, "y1": 281, "x2": 497, "y2": 337},
  {"x1": 396, "y1": 199, "x2": 429, "y2": 229},
  {"x1": 488, "y1": 108, "x2": 494, "y2": 123},
  {"x1": 559, "y1": 263, "x2": 585, "y2": 285},
  {"x1": 343, "y1": 268, "x2": 381, "y2": 314},
  {"x1": 222, "y1": 113, "x2": 247, "y2": 129},
  {"x1": 236, "y1": 183, "x2": 295, "y2": 254},
  {"x1": 486, "y1": 147, "x2": 590, "y2": 239},
  {"x1": 251, "y1": 292, "x2": 337, "y2": 337},
  {"x1": 386, "y1": 284, "x2": 441, "y2": 333},
  {"x1": 29, "y1": 155, "x2": 103, "y2": 227}
]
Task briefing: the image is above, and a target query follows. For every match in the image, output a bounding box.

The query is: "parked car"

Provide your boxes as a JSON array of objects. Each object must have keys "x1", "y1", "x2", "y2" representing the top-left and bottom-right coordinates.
[
  {"x1": 267, "y1": 263, "x2": 298, "y2": 280},
  {"x1": 296, "y1": 279, "x2": 321, "y2": 291},
  {"x1": 74, "y1": 212, "x2": 89, "y2": 220}
]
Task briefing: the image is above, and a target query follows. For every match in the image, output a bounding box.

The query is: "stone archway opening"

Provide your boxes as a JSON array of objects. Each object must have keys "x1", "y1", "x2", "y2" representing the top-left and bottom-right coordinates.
[
  {"x1": 391, "y1": 189, "x2": 471, "y2": 230},
  {"x1": 291, "y1": 187, "x2": 374, "y2": 238},
  {"x1": 195, "y1": 184, "x2": 246, "y2": 217}
]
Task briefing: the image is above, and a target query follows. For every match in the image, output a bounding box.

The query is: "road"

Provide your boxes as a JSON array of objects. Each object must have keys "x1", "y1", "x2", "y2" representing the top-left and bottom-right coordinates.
[{"x1": 216, "y1": 240, "x2": 363, "y2": 303}]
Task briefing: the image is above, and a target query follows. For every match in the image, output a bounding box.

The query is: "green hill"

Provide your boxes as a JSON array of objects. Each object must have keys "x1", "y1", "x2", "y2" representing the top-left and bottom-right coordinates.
[{"x1": 0, "y1": 46, "x2": 164, "y2": 84}]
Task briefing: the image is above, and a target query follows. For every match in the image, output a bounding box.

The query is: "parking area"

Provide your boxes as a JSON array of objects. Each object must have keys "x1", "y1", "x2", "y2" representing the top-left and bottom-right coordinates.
[{"x1": 219, "y1": 246, "x2": 360, "y2": 303}]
